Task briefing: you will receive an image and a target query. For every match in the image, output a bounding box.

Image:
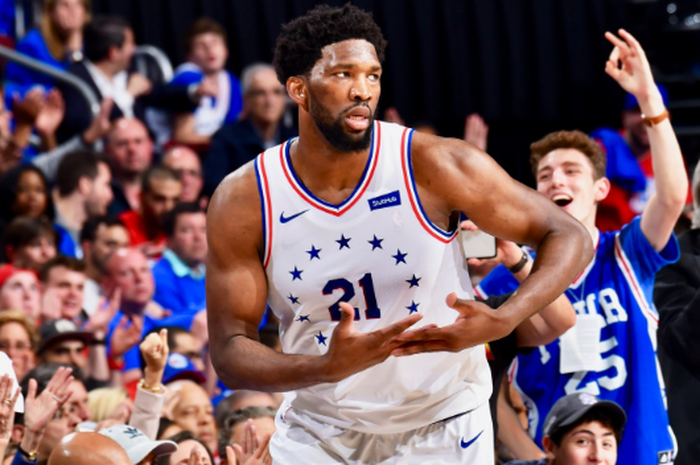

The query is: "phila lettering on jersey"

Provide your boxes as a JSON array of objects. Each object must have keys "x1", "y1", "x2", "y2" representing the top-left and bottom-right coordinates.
[
  {"x1": 254, "y1": 121, "x2": 491, "y2": 434},
  {"x1": 478, "y1": 217, "x2": 679, "y2": 465}
]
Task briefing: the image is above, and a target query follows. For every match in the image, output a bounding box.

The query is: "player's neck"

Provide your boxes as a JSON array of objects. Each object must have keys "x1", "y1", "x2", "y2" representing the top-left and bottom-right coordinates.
[{"x1": 292, "y1": 118, "x2": 372, "y2": 201}]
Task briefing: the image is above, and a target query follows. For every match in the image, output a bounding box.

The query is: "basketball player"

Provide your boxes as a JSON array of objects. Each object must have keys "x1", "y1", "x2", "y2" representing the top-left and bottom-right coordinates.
[
  {"x1": 206, "y1": 4, "x2": 591, "y2": 464},
  {"x1": 476, "y1": 31, "x2": 687, "y2": 464}
]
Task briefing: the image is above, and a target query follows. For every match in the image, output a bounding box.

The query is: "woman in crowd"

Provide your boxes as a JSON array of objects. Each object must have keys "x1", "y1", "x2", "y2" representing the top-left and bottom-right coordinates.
[
  {"x1": 0, "y1": 264, "x2": 41, "y2": 319},
  {"x1": 156, "y1": 431, "x2": 215, "y2": 465},
  {"x1": 4, "y1": 0, "x2": 91, "y2": 92},
  {"x1": 0, "y1": 165, "x2": 53, "y2": 224},
  {"x1": 0, "y1": 309, "x2": 39, "y2": 381}
]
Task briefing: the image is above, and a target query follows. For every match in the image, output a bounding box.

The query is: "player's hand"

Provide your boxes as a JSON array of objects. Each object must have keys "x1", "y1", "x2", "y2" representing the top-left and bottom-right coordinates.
[
  {"x1": 604, "y1": 29, "x2": 656, "y2": 101},
  {"x1": 391, "y1": 293, "x2": 512, "y2": 356},
  {"x1": 460, "y1": 220, "x2": 523, "y2": 269},
  {"x1": 323, "y1": 303, "x2": 423, "y2": 382}
]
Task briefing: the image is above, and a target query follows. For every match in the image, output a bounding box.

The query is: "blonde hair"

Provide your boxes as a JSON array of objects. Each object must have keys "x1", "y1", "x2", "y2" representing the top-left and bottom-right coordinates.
[
  {"x1": 40, "y1": 0, "x2": 92, "y2": 61},
  {"x1": 87, "y1": 387, "x2": 128, "y2": 422},
  {"x1": 0, "y1": 309, "x2": 40, "y2": 353}
]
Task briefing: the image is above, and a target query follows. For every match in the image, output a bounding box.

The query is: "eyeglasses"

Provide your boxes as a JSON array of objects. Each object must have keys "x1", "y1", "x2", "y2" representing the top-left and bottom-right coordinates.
[{"x1": 0, "y1": 342, "x2": 32, "y2": 353}]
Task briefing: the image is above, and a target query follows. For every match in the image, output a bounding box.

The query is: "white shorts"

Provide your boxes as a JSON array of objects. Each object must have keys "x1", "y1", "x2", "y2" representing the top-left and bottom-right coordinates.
[{"x1": 270, "y1": 402, "x2": 494, "y2": 465}]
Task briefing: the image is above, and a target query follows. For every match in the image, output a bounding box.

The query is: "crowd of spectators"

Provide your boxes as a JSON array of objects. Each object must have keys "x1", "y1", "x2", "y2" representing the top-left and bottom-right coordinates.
[
  {"x1": 0, "y1": 4, "x2": 296, "y2": 464},
  {"x1": 0, "y1": 2, "x2": 692, "y2": 465}
]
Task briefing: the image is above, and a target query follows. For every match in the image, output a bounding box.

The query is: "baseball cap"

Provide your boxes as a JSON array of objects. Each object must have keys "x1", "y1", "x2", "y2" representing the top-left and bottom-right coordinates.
[
  {"x1": 623, "y1": 83, "x2": 669, "y2": 111},
  {"x1": 38, "y1": 319, "x2": 94, "y2": 354},
  {"x1": 162, "y1": 353, "x2": 206, "y2": 385},
  {"x1": 542, "y1": 393, "x2": 626, "y2": 438},
  {"x1": 99, "y1": 424, "x2": 177, "y2": 464}
]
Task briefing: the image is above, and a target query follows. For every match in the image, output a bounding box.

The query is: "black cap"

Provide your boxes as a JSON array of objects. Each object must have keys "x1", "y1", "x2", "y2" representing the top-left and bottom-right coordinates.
[
  {"x1": 38, "y1": 319, "x2": 94, "y2": 354},
  {"x1": 542, "y1": 393, "x2": 626, "y2": 438}
]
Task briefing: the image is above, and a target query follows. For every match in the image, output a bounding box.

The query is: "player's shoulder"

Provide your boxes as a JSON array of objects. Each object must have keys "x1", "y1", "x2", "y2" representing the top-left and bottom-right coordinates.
[
  {"x1": 407, "y1": 127, "x2": 488, "y2": 171},
  {"x1": 208, "y1": 160, "x2": 260, "y2": 226}
]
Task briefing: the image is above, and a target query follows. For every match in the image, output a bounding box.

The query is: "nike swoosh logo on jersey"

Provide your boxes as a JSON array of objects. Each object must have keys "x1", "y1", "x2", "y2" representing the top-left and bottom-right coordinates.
[
  {"x1": 280, "y1": 209, "x2": 309, "y2": 224},
  {"x1": 460, "y1": 430, "x2": 483, "y2": 449}
]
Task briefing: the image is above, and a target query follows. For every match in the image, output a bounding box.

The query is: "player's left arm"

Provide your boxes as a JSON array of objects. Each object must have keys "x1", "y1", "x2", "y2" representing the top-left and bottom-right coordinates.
[
  {"x1": 394, "y1": 133, "x2": 592, "y2": 354},
  {"x1": 605, "y1": 30, "x2": 688, "y2": 251}
]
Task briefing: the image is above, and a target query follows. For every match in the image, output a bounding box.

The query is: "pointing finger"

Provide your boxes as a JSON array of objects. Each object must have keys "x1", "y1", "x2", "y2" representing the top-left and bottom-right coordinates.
[{"x1": 374, "y1": 313, "x2": 423, "y2": 340}]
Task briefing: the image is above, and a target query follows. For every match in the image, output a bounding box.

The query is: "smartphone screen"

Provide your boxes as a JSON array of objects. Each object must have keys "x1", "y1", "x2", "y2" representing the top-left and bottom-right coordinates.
[{"x1": 460, "y1": 229, "x2": 497, "y2": 259}]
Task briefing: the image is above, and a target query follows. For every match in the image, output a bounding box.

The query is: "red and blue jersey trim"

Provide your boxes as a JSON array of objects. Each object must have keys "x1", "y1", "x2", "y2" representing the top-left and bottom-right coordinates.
[
  {"x1": 280, "y1": 121, "x2": 381, "y2": 216},
  {"x1": 400, "y1": 128, "x2": 458, "y2": 243},
  {"x1": 254, "y1": 154, "x2": 273, "y2": 269},
  {"x1": 614, "y1": 234, "x2": 659, "y2": 324}
]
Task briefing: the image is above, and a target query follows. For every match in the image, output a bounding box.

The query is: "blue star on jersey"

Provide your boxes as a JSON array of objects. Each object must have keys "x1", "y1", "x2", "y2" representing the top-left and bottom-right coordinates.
[
  {"x1": 287, "y1": 293, "x2": 300, "y2": 305},
  {"x1": 368, "y1": 235, "x2": 384, "y2": 250},
  {"x1": 406, "y1": 275, "x2": 421, "y2": 288},
  {"x1": 392, "y1": 249, "x2": 408, "y2": 265},
  {"x1": 315, "y1": 331, "x2": 328, "y2": 345},
  {"x1": 336, "y1": 234, "x2": 351, "y2": 249},
  {"x1": 289, "y1": 266, "x2": 303, "y2": 281},
  {"x1": 306, "y1": 245, "x2": 321, "y2": 260},
  {"x1": 297, "y1": 315, "x2": 310, "y2": 322},
  {"x1": 406, "y1": 301, "x2": 420, "y2": 314}
]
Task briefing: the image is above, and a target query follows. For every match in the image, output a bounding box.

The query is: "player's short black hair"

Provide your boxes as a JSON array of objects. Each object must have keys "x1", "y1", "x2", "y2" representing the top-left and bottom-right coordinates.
[{"x1": 273, "y1": 3, "x2": 387, "y2": 84}]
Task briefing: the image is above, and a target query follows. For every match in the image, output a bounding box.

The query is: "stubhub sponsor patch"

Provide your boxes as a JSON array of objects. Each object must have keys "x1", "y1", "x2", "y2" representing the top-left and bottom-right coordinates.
[{"x1": 368, "y1": 191, "x2": 401, "y2": 211}]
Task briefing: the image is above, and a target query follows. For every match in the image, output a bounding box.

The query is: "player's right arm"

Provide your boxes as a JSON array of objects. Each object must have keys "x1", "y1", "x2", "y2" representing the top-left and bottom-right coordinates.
[{"x1": 206, "y1": 165, "x2": 423, "y2": 391}]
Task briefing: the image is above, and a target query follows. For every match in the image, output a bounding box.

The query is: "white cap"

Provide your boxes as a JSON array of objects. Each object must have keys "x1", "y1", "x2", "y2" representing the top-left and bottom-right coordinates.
[{"x1": 99, "y1": 424, "x2": 177, "y2": 464}]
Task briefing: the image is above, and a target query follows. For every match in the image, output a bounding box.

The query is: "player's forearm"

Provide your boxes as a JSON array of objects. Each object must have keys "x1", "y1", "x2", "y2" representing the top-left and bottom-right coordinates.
[
  {"x1": 213, "y1": 335, "x2": 333, "y2": 391},
  {"x1": 500, "y1": 220, "x2": 591, "y2": 330}
]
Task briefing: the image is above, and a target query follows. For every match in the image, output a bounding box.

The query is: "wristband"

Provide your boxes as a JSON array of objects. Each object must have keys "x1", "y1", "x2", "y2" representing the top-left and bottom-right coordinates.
[
  {"x1": 18, "y1": 445, "x2": 38, "y2": 461},
  {"x1": 90, "y1": 338, "x2": 106, "y2": 346},
  {"x1": 508, "y1": 248, "x2": 530, "y2": 274},
  {"x1": 641, "y1": 109, "x2": 670, "y2": 127}
]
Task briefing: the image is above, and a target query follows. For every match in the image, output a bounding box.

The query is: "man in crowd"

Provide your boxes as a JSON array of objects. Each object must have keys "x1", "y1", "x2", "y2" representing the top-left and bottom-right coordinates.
[
  {"x1": 204, "y1": 62, "x2": 296, "y2": 196},
  {"x1": 79, "y1": 216, "x2": 130, "y2": 315},
  {"x1": 118, "y1": 166, "x2": 182, "y2": 258},
  {"x1": 104, "y1": 248, "x2": 200, "y2": 386},
  {"x1": 37, "y1": 318, "x2": 109, "y2": 391},
  {"x1": 47, "y1": 432, "x2": 132, "y2": 465},
  {"x1": 477, "y1": 31, "x2": 686, "y2": 464},
  {"x1": 165, "y1": 380, "x2": 217, "y2": 454},
  {"x1": 152, "y1": 203, "x2": 206, "y2": 315},
  {"x1": 3, "y1": 216, "x2": 56, "y2": 271},
  {"x1": 162, "y1": 146, "x2": 204, "y2": 205},
  {"x1": 39, "y1": 256, "x2": 87, "y2": 323},
  {"x1": 504, "y1": 393, "x2": 626, "y2": 465},
  {"x1": 53, "y1": 151, "x2": 114, "y2": 258},
  {"x1": 56, "y1": 16, "x2": 195, "y2": 145},
  {"x1": 106, "y1": 118, "x2": 155, "y2": 216},
  {"x1": 169, "y1": 18, "x2": 242, "y2": 147}
]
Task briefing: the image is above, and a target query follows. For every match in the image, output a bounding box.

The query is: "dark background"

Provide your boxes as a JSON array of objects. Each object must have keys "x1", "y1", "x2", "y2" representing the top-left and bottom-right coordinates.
[{"x1": 89, "y1": 0, "x2": 700, "y2": 186}]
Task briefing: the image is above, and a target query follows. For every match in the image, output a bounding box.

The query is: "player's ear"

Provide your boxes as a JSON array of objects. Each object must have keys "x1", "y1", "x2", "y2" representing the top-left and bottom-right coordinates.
[
  {"x1": 593, "y1": 176, "x2": 611, "y2": 203},
  {"x1": 287, "y1": 77, "x2": 308, "y2": 111}
]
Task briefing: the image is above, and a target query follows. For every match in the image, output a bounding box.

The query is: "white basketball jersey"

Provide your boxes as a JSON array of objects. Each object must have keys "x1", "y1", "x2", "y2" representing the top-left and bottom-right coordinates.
[{"x1": 255, "y1": 121, "x2": 491, "y2": 434}]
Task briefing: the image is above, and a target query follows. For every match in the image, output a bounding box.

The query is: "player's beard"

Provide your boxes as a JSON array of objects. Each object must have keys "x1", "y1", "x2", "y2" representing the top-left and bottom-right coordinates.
[{"x1": 308, "y1": 92, "x2": 374, "y2": 153}]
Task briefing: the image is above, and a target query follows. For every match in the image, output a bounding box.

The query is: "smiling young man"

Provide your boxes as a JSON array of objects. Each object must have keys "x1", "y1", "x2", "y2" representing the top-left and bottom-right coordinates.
[
  {"x1": 506, "y1": 393, "x2": 626, "y2": 465},
  {"x1": 477, "y1": 31, "x2": 687, "y2": 465},
  {"x1": 206, "y1": 4, "x2": 590, "y2": 464}
]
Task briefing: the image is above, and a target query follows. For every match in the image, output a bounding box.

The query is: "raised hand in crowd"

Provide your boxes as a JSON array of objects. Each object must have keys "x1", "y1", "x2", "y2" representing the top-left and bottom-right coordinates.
[
  {"x1": 82, "y1": 98, "x2": 114, "y2": 145},
  {"x1": 463, "y1": 113, "x2": 489, "y2": 151},
  {"x1": 231, "y1": 420, "x2": 273, "y2": 465},
  {"x1": 187, "y1": 443, "x2": 210, "y2": 465},
  {"x1": 383, "y1": 107, "x2": 405, "y2": 125},
  {"x1": 84, "y1": 288, "x2": 122, "y2": 338},
  {"x1": 0, "y1": 374, "x2": 21, "y2": 455},
  {"x1": 141, "y1": 328, "x2": 169, "y2": 388},
  {"x1": 0, "y1": 89, "x2": 45, "y2": 172},
  {"x1": 109, "y1": 315, "x2": 144, "y2": 361},
  {"x1": 127, "y1": 73, "x2": 153, "y2": 99},
  {"x1": 34, "y1": 89, "x2": 66, "y2": 151},
  {"x1": 20, "y1": 366, "x2": 73, "y2": 456}
]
